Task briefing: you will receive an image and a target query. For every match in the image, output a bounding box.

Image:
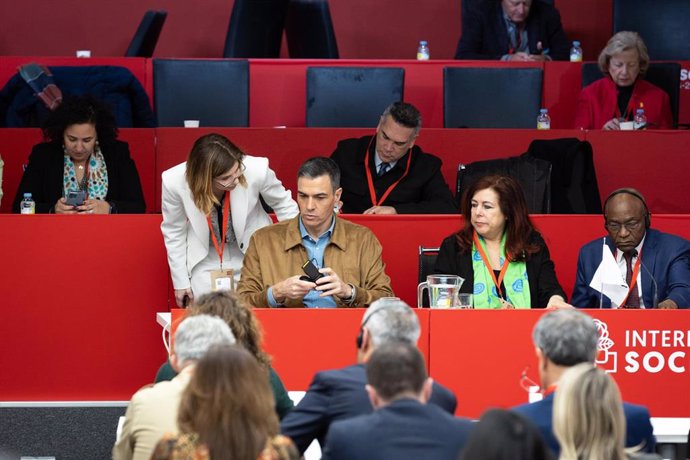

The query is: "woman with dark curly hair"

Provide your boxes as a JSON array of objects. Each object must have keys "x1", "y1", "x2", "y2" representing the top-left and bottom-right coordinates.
[
  {"x1": 433, "y1": 175, "x2": 570, "y2": 309},
  {"x1": 155, "y1": 290, "x2": 294, "y2": 419},
  {"x1": 12, "y1": 94, "x2": 146, "y2": 213}
]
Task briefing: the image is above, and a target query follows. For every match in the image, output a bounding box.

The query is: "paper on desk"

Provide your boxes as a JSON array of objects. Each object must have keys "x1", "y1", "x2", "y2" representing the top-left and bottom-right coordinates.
[{"x1": 589, "y1": 240, "x2": 628, "y2": 306}]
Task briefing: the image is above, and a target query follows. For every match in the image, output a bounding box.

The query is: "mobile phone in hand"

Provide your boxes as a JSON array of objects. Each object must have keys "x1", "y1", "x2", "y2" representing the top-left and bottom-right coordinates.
[
  {"x1": 65, "y1": 190, "x2": 86, "y2": 206},
  {"x1": 301, "y1": 260, "x2": 325, "y2": 283}
]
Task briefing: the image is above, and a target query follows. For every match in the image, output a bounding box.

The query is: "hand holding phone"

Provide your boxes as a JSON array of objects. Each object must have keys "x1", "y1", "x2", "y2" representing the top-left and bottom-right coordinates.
[
  {"x1": 300, "y1": 260, "x2": 325, "y2": 283},
  {"x1": 65, "y1": 190, "x2": 86, "y2": 207}
]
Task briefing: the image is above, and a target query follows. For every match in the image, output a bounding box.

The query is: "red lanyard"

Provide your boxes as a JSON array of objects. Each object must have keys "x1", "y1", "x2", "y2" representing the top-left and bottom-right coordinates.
[
  {"x1": 543, "y1": 383, "x2": 558, "y2": 397},
  {"x1": 617, "y1": 249, "x2": 642, "y2": 305},
  {"x1": 473, "y1": 230, "x2": 510, "y2": 299},
  {"x1": 206, "y1": 191, "x2": 230, "y2": 267},
  {"x1": 364, "y1": 136, "x2": 413, "y2": 207}
]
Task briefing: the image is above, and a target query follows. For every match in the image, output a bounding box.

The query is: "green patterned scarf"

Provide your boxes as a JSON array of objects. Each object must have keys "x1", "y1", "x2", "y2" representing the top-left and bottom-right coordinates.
[{"x1": 472, "y1": 232, "x2": 531, "y2": 309}]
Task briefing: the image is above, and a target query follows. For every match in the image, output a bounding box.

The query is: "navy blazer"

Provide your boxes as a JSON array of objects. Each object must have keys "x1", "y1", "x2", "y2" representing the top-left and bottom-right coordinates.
[
  {"x1": 12, "y1": 140, "x2": 146, "y2": 214},
  {"x1": 321, "y1": 398, "x2": 473, "y2": 460},
  {"x1": 330, "y1": 135, "x2": 457, "y2": 214},
  {"x1": 455, "y1": 0, "x2": 570, "y2": 60},
  {"x1": 513, "y1": 392, "x2": 656, "y2": 455},
  {"x1": 571, "y1": 229, "x2": 690, "y2": 308},
  {"x1": 280, "y1": 363, "x2": 457, "y2": 454}
]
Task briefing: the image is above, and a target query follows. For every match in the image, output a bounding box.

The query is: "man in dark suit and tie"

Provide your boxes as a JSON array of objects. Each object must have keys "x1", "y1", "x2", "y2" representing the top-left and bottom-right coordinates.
[
  {"x1": 321, "y1": 341, "x2": 473, "y2": 460},
  {"x1": 455, "y1": 0, "x2": 570, "y2": 61},
  {"x1": 280, "y1": 299, "x2": 457, "y2": 454},
  {"x1": 329, "y1": 102, "x2": 456, "y2": 215},
  {"x1": 571, "y1": 188, "x2": 690, "y2": 309},
  {"x1": 512, "y1": 309, "x2": 656, "y2": 455}
]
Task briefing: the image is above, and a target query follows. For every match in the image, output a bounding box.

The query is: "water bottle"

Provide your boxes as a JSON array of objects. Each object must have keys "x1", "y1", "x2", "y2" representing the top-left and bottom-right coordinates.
[
  {"x1": 417, "y1": 41, "x2": 430, "y2": 61},
  {"x1": 20, "y1": 193, "x2": 35, "y2": 214},
  {"x1": 634, "y1": 108, "x2": 647, "y2": 130},
  {"x1": 537, "y1": 109, "x2": 551, "y2": 130},
  {"x1": 569, "y1": 41, "x2": 583, "y2": 62}
]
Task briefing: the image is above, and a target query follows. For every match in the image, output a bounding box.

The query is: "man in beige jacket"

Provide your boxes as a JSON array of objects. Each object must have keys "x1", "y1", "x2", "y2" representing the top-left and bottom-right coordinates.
[{"x1": 237, "y1": 157, "x2": 393, "y2": 308}]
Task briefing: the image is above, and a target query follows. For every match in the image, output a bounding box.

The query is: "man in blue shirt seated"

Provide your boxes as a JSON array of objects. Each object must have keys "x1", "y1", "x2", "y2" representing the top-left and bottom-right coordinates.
[
  {"x1": 512, "y1": 309, "x2": 656, "y2": 456},
  {"x1": 237, "y1": 157, "x2": 393, "y2": 307}
]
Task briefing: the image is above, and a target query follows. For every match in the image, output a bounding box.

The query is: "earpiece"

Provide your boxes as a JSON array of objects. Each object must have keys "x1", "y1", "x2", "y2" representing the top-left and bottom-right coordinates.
[
  {"x1": 603, "y1": 188, "x2": 651, "y2": 229},
  {"x1": 355, "y1": 305, "x2": 398, "y2": 349}
]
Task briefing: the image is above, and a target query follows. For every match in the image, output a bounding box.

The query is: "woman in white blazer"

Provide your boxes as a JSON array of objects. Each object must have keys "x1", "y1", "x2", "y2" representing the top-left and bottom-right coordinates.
[{"x1": 161, "y1": 133, "x2": 298, "y2": 307}]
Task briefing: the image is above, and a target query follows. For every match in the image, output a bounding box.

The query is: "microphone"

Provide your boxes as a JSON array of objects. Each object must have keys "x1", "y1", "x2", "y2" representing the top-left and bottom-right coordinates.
[{"x1": 631, "y1": 249, "x2": 659, "y2": 308}]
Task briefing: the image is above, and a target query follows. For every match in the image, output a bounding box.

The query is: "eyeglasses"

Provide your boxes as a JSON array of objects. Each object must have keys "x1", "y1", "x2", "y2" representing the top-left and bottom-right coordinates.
[
  {"x1": 605, "y1": 220, "x2": 643, "y2": 233},
  {"x1": 214, "y1": 163, "x2": 246, "y2": 186},
  {"x1": 519, "y1": 366, "x2": 540, "y2": 393}
]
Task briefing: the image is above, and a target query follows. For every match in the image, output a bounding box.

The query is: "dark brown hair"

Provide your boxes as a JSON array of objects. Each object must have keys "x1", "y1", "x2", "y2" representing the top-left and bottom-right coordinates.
[
  {"x1": 177, "y1": 344, "x2": 278, "y2": 459},
  {"x1": 188, "y1": 290, "x2": 270, "y2": 369},
  {"x1": 455, "y1": 175, "x2": 539, "y2": 261}
]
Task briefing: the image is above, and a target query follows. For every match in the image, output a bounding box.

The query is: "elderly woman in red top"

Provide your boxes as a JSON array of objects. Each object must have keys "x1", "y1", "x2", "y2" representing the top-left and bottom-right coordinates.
[{"x1": 574, "y1": 31, "x2": 673, "y2": 130}]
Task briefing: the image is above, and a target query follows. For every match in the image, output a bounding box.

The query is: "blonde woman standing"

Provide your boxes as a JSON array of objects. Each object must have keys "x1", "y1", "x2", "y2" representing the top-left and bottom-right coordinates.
[
  {"x1": 553, "y1": 363, "x2": 660, "y2": 460},
  {"x1": 161, "y1": 133, "x2": 298, "y2": 307}
]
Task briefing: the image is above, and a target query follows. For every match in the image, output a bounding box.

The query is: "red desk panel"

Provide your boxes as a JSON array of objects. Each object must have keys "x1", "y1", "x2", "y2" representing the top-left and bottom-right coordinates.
[
  {"x1": 586, "y1": 130, "x2": 690, "y2": 214},
  {"x1": 0, "y1": 128, "x2": 157, "y2": 213},
  {"x1": 429, "y1": 310, "x2": 690, "y2": 418},
  {"x1": 153, "y1": 127, "x2": 583, "y2": 212},
  {"x1": 248, "y1": 60, "x2": 544, "y2": 129},
  {"x1": 0, "y1": 215, "x2": 168, "y2": 400},
  {"x1": 170, "y1": 308, "x2": 431, "y2": 391}
]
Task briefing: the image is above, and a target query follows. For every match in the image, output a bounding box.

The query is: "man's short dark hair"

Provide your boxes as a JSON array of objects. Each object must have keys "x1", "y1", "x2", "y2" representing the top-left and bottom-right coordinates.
[
  {"x1": 533, "y1": 309, "x2": 598, "y2": 366},
  {"x1": 366, "y1": 341, "x2": 427, "y2": 401},
  {"x1": 382, "y1": 102, "x2": 422, "y2": 135},
  {"x1": 297, "y1": 157, "x2": 340, "y2": 191}
]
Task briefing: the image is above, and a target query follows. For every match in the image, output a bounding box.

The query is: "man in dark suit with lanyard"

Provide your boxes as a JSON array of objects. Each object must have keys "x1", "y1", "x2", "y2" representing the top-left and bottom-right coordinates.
[
  {"x1": 330, "y1": 102, "x2": 457, "y2": 215},
  {"x1": 571, "y1": 188, "x2": 690, "y2": 309}
]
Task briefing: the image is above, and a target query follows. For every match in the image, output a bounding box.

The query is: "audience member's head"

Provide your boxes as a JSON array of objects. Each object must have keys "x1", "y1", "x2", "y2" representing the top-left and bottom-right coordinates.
[
  {"x1": 598, "y1": 31, "x2": 650, "y2": 79},
  {"x1": 189, "y1": 290, "x2": 270, "y2": 369},
  {"x1": 603, "y1": 188, "x2": 650, "y2": 256},
  {"x1": 178, "y1": 344, "x2": 279, "y2": 459},
  {"x1": 365, "y1": 341, "x2": 431, "y2": 407},
  {"x1": 455, "y1": 174, "x2": 537, "y2": 262},
  {"x1": 375, "y1": 102, "x2": 420, "y2": 163},
  {"x1": 553, "y1": 363, "x2": 626, "y2": 460},
  {"x1": 42, "y1": 94, "x2": 119, "y2": 146},
  {"x1": 459, "y1": 409, "x2": 553, "y2": 460},
  {"x1": 532, "y1": 309, "x2": 598, "y2": 388},
  {"x1": 172, "y1": 314, "x2": 236, "y2": 370},
  {"x1": 185, "y1": 133, "x2": 247, "y2": 215},
  {"x1": 297, "y1": 156, "x2": 341, "y2": 191},
  {"x1": 381, "y1": 102, "x2": 422, "y2": 136},
  {"x1": 357, "y1": 298, "x2": 420, "y2": 361}
]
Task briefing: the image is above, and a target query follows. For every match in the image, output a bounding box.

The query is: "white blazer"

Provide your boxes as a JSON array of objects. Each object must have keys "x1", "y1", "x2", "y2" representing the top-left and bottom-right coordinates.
[{"x1": 161, "y1": 155, "x2": 298, "y2": 290}]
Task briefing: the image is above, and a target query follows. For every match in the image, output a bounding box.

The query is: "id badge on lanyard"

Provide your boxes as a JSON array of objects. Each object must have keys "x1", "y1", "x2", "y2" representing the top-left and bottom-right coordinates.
[{"x1": 206, "y1": 191, "x2": 235, "y2": 291}]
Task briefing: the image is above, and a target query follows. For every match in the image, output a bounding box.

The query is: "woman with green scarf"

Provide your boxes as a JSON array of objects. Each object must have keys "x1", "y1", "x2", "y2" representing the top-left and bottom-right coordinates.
[{"x1": 434, "y1": 175, "x2": 571, "y2": 309}]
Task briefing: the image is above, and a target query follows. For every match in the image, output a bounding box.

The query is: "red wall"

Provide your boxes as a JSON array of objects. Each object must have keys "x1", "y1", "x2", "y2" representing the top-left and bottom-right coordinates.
[{"x1": 0, "y1": 0, "x2": 610, "y2": 60}]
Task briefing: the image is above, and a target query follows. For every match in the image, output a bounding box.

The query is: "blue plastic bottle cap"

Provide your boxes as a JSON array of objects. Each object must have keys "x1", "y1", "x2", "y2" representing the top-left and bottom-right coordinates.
[
  {"x1": 420, "y1": 41, "x2": 428, "y2": 46},
  {"x1": 540, "y1": 109, "x2": 548, "y2": 114},
  {"x1": 24, "y1": 193, "x2": 31, "y2": 198},
  {"x1": 573, "y1": 41, "x2": 581, "y2": 46}
]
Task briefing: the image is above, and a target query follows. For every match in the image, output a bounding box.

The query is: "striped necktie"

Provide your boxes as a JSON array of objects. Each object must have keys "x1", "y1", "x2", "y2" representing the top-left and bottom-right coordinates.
[{"x1": 377, "y1": 162, "x2": 390, "y2": 177}]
